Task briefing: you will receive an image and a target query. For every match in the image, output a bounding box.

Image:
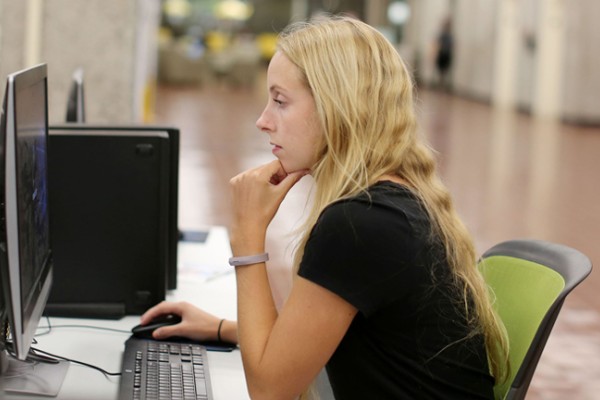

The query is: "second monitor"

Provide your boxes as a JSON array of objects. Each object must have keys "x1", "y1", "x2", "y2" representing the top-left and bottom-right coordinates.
[{"x1": 46, "y1": 125, "x2": 180, "y2": 318}]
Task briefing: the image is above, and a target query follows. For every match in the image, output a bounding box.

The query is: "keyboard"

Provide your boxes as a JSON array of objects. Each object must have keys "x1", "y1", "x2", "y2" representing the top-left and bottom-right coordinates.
[{"x1": 118, "y1": 337, "x2": 213, "y2": 400}]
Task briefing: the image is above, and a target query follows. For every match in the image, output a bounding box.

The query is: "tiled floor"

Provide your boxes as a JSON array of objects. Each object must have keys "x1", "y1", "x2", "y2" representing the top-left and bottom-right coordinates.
[{"x1": 154, "y1": 71, "x2": 600, "y2": 399}]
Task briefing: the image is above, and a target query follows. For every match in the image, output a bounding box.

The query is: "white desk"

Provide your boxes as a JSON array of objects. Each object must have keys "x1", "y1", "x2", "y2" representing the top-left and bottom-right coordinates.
[{"x1": 4, "y1": 228, "x2": 250, "y2": 399}]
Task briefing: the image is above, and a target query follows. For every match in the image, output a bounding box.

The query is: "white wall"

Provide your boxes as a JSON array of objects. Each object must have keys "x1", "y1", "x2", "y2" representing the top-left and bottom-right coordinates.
[
  {"x1": 404, "y1": 0, "x2": 600, "y2": 123},
  {"x1": 0, "y1": 1, "x2": 28, "y2": 86},
  {"x1": 0, "y1": 0, "x2": 159, "y2": 124},
  {"x1": 452, "y1": 0, "x2": 497, "y2": 100},
  {"x1": 561, "y1": 0, "x2": 600, "y2": 124}
]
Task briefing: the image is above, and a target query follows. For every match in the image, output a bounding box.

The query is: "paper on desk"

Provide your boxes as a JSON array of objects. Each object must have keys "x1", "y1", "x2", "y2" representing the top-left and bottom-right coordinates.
[{"x1": 177, "y1": 226, "x2": 234, "y2": 281}]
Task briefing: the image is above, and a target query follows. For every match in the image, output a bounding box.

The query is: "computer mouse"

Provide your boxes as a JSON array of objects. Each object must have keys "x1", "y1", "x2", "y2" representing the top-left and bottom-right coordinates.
[{"x1": 131, "y1": 314, "x2": 182, "y2": 339}]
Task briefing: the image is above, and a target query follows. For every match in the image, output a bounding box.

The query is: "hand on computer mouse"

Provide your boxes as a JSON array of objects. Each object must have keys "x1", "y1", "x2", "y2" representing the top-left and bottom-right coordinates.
[
  {"x1": 132, "y1": 313, "x2": 182, "y2": 339},
  {"x1": 140, "y1": 301, "x2": 235, "y2": 343}
]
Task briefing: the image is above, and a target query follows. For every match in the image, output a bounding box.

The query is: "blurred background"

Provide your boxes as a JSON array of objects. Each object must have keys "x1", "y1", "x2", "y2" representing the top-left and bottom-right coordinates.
[
  {"x1": 1, "y1": 1, "x2": 599, "y2": 399},
  {"x1": 2, "y1": 0, "x2": 599, "y2": 125}
]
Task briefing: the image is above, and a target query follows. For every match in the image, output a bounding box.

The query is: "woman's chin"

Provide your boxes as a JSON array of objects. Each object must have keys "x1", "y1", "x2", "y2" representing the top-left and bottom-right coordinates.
[
  {"x1": 277, "y1": 159, "x2": 313, "y2": 176},
  {"x1": 282, "y1": 165, "x2": 304, "y2": 175}
]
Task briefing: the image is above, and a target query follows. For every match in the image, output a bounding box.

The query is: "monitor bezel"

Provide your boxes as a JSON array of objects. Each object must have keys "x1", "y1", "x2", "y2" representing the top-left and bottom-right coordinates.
[{"x1": 2, "y1": 63, "x2": 53, "y2": 361}]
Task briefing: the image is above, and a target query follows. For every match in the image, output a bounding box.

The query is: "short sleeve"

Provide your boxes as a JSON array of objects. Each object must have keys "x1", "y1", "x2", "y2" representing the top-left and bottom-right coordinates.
[{"x1": 298, "y1": 196, "x2": 430, "y2": 317}]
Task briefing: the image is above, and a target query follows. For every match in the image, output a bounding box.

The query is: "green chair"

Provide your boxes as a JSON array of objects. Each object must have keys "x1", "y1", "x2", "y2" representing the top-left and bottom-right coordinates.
[{"x1": 479, "y1": 239, "x2": 592, "y2": 400}]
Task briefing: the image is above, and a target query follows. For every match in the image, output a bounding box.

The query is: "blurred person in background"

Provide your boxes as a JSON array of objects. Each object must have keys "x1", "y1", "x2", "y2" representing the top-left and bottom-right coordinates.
[{"x1": 435, "y1": 17, "x2": 454, "y2": 90}]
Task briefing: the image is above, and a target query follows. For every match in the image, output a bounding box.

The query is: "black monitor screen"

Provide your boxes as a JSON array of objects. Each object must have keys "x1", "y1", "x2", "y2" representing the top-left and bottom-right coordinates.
[{"x1": 15, "y1": 75, "x2": 50, "y2": 317}]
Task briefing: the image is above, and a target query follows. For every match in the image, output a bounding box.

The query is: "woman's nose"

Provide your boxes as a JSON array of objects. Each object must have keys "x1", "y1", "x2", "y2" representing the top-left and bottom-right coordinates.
[{"x1": 256, "y1": 109, "x2": 272, "y2": 133}]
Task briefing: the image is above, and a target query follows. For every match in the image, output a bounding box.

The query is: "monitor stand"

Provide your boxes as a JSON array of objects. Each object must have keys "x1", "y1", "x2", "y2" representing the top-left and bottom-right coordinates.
[{"x1": 0, "y1": 351, "x2": 69, "y2": 396}]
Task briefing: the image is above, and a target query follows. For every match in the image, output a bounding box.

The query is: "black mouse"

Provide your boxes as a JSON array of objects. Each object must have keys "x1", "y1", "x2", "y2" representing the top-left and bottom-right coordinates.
[{"x1": 131, "y1": 314, "x2": 182, "y2": 339}]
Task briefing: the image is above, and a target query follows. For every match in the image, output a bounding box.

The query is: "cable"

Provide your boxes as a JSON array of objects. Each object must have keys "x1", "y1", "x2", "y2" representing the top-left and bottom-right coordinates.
[
  {"x1": 34, "y1": 316, "x2": 52, "y2": 336},
  {"x1": 37, "y1": 324, "x2": 131, "y2": 335},
  {"x1": 29, "y1": 346, "x2": 122, "y2": 377},
  {"x1": 3, "y1": 342, "x2": 58, "y2": 364},
  {"x1": 35, "y1": 316, "x2": 131, "y2": 337},
  {"x1": 4, "y1": 341, "x2": 120, "y2": 376},
  {"x1": 11, "y1": 316, "x2": 127, "y2": 376}
]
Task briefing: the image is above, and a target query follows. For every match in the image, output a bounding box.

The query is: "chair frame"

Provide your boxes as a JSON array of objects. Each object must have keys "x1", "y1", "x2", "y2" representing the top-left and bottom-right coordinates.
[{"x1": 481, "y1": 239, "x2": 592, "y2": 400}]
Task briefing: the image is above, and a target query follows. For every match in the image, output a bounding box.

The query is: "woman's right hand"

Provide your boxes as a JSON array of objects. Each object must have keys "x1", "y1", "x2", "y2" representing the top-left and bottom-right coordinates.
[
  {"x1": 140, "y1": 301, "x2": 232, "y2": 342},
  {"x1": 229, "y1": 160, "x2": 307, "y2": 255}
]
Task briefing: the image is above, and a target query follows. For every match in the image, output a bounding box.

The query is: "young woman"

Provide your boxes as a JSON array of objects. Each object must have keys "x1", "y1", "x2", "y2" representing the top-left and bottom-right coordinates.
[{"x1": 141, "y1": 16, "x2": 509, "y2": 399}]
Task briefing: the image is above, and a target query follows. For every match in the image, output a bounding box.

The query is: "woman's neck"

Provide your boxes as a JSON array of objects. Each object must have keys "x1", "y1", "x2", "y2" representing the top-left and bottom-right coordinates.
[{"x1": 377, "y1": 174, "x2": 410, "y2": 187}]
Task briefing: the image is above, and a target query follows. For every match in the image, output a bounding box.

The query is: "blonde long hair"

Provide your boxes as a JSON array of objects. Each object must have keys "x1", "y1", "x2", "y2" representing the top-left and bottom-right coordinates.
[{"x1": 277, "y1": 16, "x2": 509, "y2": 385}]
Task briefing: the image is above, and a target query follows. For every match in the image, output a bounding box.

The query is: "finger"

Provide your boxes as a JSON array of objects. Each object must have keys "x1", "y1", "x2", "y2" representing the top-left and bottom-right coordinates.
[
  {"x1": 264, "y1": 160, "x2": 288, "y2": 183},
  {"x1": 153, "y1": 324, "x2": 181, "y2": 340},
  {"x1": 269, "y1": 170, "x2": 287, "y2": 185},
  {"x1": 140, "y1": 303, "x2": 166, "y2": 324},
  {"x1": 274, "y1": 169, "x2": 309, "y2": 192},
  {"x1": 140, "y1": 302, "x2": 182, "y2": 324},
  {"x1": 265, "y1": 159, "x2": 286, "y2": 173}
]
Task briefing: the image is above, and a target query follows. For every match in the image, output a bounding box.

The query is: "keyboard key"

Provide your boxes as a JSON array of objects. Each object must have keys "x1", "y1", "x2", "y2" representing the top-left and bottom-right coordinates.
[{"x1": 118, "y1": 338, "x2": 213, "y2": 400}]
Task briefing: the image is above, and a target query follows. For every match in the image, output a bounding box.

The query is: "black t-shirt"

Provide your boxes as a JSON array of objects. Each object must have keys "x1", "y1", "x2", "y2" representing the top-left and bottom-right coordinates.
[{"x1": 298, "y1": 181, "x2": 495, "y2": 399}]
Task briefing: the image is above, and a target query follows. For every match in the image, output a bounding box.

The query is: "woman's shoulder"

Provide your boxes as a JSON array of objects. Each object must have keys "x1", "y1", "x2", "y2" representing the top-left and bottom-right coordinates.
[
  {"x1": 315, "y1": 181, "x2": 426, "y2": 234},
  {"x1": 324, "y1": 181, "x2": 420, "y2": 215}
]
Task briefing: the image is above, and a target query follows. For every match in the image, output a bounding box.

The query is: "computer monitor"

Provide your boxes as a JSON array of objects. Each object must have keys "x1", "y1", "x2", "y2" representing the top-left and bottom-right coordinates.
[
  {"x1": 65, "y1": 67, "x2": 85, "y2": 123},
  {"x1": 0, "y1": 64, "x2": 69, "y2": 396},
  {"x1": 44, "y1": 126, "x2": 177, "y2": 318},
  {"x1": 47, "y1": 124, "x2": 180, "y2": 297}
]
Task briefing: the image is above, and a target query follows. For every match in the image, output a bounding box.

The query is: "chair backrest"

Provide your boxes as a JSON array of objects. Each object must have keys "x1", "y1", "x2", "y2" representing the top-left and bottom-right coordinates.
[{"x1": 479, "y1": 239, "x2": 592, "y2": 400}]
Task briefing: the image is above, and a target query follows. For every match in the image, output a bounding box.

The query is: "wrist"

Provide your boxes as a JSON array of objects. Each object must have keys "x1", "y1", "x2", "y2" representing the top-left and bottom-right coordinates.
[
  {"x1": 229, "y1": 230, "x2": 266, "y2": 256},
  {"x1": 229, "y1": 252, "x2": 269, "y2": 266},
  {"x1": 217, "y1": 319, "x2": 225, "y2": 342},
  {"x1": 216, "y1": 319, "x2": 238, "y2": 344}
]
